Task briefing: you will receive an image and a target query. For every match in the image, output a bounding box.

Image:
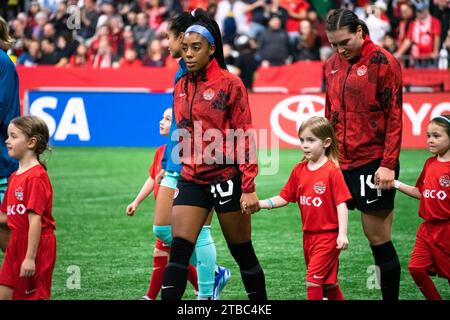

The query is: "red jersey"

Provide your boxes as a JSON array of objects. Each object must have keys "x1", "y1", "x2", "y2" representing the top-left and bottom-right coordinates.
[
  {"x1": 415, "y1": 157, "x2": 450, "y2": 222},
  {"x1": 173, "y1": 58, "x2": 258, "y2": 193},
  {"x1": 279, "y1": 160, "x2": 352, "y2": 233},
  {"x1": 148, "y1": 145, "x2": 165, "y2": 199},
  {"x1": 325, "y1": 36, "x2": 403, "y2": 171},
  {"x1": 407, "y1": 15, "x2": 441, "y2": 57},
  {"x1": 281, "y1": 0, "x2": 310, "y2": 33},
  {"x1": 0, "y1": 165, "x2": 55, "y2": 231}
]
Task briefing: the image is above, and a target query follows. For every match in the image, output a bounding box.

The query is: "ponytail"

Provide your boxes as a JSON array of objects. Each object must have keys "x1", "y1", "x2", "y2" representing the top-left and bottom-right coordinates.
[
  {"x1": 168, "y1": 12, "x2": 195, "y2": 37},
  {"x1": 191, "y1": 8, "x2": 227, "y2": 70}
]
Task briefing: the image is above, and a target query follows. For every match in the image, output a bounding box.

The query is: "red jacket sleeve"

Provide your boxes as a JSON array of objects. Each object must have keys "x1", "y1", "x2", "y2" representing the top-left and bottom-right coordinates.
[
  {"x1": 229, "y1": 77, "x2": 258, "y2": 193},
  {"x1": 378, "y1": 54, "x2": 403, "y2": 170}
]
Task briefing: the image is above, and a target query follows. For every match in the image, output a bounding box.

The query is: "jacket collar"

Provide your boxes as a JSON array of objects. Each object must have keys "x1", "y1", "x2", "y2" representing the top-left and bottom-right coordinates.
[
  {"x1": 349, "y1": 35, "x2": 376, "y2": 64},
  {"x1": 187, "y1": 58, "x2": 222, "y2": 82}
]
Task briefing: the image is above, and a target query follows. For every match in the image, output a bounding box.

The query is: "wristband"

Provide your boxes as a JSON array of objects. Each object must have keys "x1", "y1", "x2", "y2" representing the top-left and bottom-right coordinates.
[
  {"x1": 394, "y1": 180, "x2": 402, "y2": 189},
  {"x1": 267, "y1": 198, "x2": 275, "y2": 209}
]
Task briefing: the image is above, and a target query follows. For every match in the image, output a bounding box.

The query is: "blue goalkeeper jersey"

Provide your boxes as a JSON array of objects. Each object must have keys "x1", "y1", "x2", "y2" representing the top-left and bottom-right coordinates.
[
  {"x1": 0, "y1": 50, "x2": 19, "y2": 177},
  {"x1": 160, "y1": 59, "x2": 188, "y2": 173}
]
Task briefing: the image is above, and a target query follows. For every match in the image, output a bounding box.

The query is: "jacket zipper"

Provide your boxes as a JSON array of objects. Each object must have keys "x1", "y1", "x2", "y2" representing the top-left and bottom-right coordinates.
[
  {"x1": 341, "y1": 65, "x2": 352, "y2": 160},
  {"x1": 189, "y1": 78, "x2": 198, "y2": 176}
]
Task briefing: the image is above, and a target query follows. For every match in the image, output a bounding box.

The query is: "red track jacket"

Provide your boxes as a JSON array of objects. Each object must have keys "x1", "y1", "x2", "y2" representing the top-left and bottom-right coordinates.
[
  {"x1": 173, "y1": 58, "x2": 257, "y2": 193},
  {"x1": 324, "y1": 36, "x2": 403, "y2": 171}
]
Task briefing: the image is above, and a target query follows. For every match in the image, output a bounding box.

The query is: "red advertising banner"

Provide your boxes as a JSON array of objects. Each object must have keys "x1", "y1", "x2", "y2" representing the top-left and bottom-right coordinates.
[{"x1": 249, "y1": 93, "x2": 450, "y2": 149}]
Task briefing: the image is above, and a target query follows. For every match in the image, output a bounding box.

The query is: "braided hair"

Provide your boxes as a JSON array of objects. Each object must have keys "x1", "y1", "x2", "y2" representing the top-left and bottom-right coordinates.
[{"x1": 326, "y1": 8, "x2": 370, "y2": 36}]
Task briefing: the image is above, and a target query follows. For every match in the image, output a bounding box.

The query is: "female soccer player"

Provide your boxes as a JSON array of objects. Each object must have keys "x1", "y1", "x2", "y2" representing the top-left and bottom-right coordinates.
[
  {"x1": 0, "y1": 116, "x2": 56, "y2": 300},
  {"x1": 394, "y1": 115, "x2": 450, "y2": 300},
  {"x1": 324, "y1": 8, "x2": 403, "y2": 300},
  {"x1": 160, "y1": 9, "x2": 267, "y2": 300},
  {"x1": 0, "y1": 16, "x2": 20, "y2": 253},
  {"x1": 259, "y1": 116, "x2": 351, "y2": 300},
  {"x1": 151, "y1": 12, "x2": 230, "y2": 300}
]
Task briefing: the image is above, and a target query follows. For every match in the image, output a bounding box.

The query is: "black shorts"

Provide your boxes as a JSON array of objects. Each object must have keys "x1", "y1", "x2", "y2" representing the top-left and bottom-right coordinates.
[
  {"x1": 173, "y1": 175, "x2": 242, "y2": 213},
  {"x1": 342, "y1": 159, "x2": 400, "y2": 212}
]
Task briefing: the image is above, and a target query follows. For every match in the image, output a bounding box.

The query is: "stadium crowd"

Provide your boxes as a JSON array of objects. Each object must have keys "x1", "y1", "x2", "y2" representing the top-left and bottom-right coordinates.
[{"x1": 1, "y1": 0, "x2": 449, "y2": 87}]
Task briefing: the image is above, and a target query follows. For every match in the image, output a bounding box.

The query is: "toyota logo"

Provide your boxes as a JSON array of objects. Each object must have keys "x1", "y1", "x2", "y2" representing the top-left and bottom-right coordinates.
[{"x1": 270, "y1": 95, "x2": 325, "y2": 146}]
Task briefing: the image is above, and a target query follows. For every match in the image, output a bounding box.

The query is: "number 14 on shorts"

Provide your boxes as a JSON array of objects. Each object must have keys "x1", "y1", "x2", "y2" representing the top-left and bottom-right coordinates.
[{"x1": 360, "y1": 175, "x2": 382, "y2": 197}]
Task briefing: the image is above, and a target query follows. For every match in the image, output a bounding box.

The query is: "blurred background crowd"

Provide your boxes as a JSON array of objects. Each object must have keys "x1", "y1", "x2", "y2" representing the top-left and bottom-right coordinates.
[{"x1": 1, "y1": 0, "x2": 449, "y2": 90}]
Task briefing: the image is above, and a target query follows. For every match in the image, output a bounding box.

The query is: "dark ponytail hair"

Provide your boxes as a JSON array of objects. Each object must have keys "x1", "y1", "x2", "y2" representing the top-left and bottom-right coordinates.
[
  {"x1": 168, "y1": 12, "x2": 195, "y2": 37},
  {"x1": 190, "y1": 8, "x2": 227, "y2": 70},
  {"x1": 326, "y1": 8, "x2": 370, "y2": 36}
]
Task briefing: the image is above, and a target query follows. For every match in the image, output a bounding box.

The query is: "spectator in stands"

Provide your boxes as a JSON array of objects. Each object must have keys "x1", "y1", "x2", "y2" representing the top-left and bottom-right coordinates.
[
  {"x1": 292, "y1": 19, "x2": 322, "y2": 61},
  {"x1": 234, "y1": 34, "x2": 259, "y2": 90},
  {"x1": 307, "y1": 9, "x2": 328, "y2": 47},
  {"x1": 395, "y1": 2, "x2": 414, "y2": 47},
  {"x1": 258, "y1": 14, "x2": 291, "y2": 66},
  {"x1": 207, "y1": 1, "x2": 218, "y2": 19},
  {"x1": 382, "y1": 31, "x2": 398, "y2": 54},
  {"x1": 92, "y1": 37, "x2": 119, "y2": 68},
  {"x1": 49, "y1": 0, "x2": 70, "y2": 34},
  {"x1": 79, "y1": 0, "x2": 100, "y2": 40},
  {"x1": 97, "y1": 0, "x2": 117, "y2": 30},
  {"x1": 9, "y1": 18, "x2": 27, "y2": 57},
  {"x1": 54, "y1": 32, "x2": 79, "y2": 67},
  {"x1": 395, "y1": 0, "x2": 441, "y2": 68},
  {"x1": 16, "y1": 12, "x2": 32, "y2": 38},
  {"x1": 142, "y1": 38, "x2": 166, "y2": 66},
  {"x1": 134, "y1": 12, "x2": 155, "y2": 58},
  {"x1": 31, "y1": 11, "x2": 48, "y2": 40},
  {"x1": 109, "y1": 15, "x2": 124, "y2": 56},
  {"x1": 17, "y1": 40, "x2": 41, "y2": 66},
  {"x1": 124, "y1": 10, "x2": 138, "y2": 29},
  {"x1": 119, "y1": 47, "x2": 142, "y2": 67},
  {"x1": 39, "y1": 38, "x2": 62, "y2": 65},
  {"x1": 431, "y1": 0, "x2": 450, "y2": 48},
  {"x1": 364, "y1": 2, "x2": 391, "y2": 46},
  {"x1": 88, "y1": 24, "x2": 111, "y2": 56},
  {"x1": 146, "y1": 0, "x2": 168, "y2": 30},
  {"x1": 441, "y1": 29, "x2": 450, "y2": 68},
  {"x1": 215, "y1": 0, "x2": 249, "y2": 44},
  {"x1": 69, "y1": 43, "x2": 91, "y2": 67},
  {"x1": 280, "y1": 0, "x2": 309, "y2": 45},
  {"x1": 245, "y1": 0, "x2": 269, "y2": 41},
  {"x1": 27, "y1": 1, "x2": 41, "y2": 30},
  {"x1": 267, "y1": 0, "x2": 289, "y2": 29},
  {"x1": 119, "y1": 25, "x2": 137, "y2": 58},
  {"x1": 42, "y1": 22, "x2": 57, "y2": 41},
  {"x1": 223, "y1": 42, "x2": 238, "y2": 74}
]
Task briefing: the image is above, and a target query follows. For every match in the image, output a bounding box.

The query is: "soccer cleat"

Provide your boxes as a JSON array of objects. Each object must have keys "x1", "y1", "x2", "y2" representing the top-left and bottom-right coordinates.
[
  {"x1": 213, "y1": 265, "x2": 231, "y2": 300},
  {"x1": 140, "y1": 295, "x2": 152, "y2": 300}
]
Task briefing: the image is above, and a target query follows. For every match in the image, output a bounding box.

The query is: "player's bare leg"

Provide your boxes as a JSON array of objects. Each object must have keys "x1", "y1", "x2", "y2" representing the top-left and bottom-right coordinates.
[
  {"x1": 0, "y1": 285, "x2": 13, "y2": 300},
  {"x1": 0, "y1": 224, "x2": 9, "y2": 252}
]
